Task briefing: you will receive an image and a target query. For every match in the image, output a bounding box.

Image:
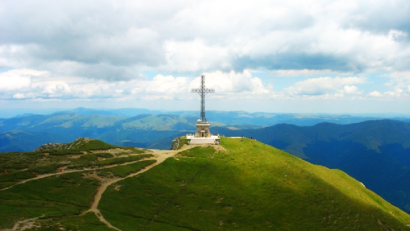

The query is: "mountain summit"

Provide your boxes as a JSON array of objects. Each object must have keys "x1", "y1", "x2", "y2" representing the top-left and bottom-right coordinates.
[{"x1": 1, "y1": 137, "x2": 410, "y2": 230}]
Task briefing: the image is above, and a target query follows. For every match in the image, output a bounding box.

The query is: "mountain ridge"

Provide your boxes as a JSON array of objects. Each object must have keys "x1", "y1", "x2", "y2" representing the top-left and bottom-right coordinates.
[
  {"x1": 1, "y1": 137, "x2": 410, "y2": 230},
  {"x1": 212, "y1": 119, "x2": 410, "y2": 213}
]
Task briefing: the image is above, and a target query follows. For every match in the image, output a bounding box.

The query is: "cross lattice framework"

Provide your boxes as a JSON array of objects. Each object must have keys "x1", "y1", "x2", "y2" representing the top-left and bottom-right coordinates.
[{"x1": 191, "y1": 75, "x2": 215, "y2": 122}]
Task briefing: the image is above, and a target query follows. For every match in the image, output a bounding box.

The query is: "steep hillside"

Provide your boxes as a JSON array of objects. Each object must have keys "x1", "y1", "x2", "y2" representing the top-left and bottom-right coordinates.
[
  {"x1": 0, "y1": 138, "x2": 409, "y2": 230},
  {"x1": 213, "y1": 120, "x2": 410, "y2": 213}
]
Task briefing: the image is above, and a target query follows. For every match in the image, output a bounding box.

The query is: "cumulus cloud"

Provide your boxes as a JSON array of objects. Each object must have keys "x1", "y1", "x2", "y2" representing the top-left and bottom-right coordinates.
[
  {"x1": 189, "y1": 70, "x2": 272, "y2": 99},
  {"x1": 285, "y1": 77, "x2": 365, "y2": 96},
  {"x1": 0, "y1": 0, "x2": 409, "y2": 113},
  {"x1": 387, "y1": 71, "x2": 410, "y2": 89},
  {"x1": 4, "y1": 67, "x2": 407, "y2": 103},
  {"x1": 163, "y1": 39, "x2": 230, "y2": 73},
  {"x1": 1, "y1": 0, "x2": 410, "y2": 79},
  {"x1": 0, "y1": 69, "x2": 46, "y2": 91},
  {"x1": 343, "y1": 0, "x2": 410, "y2": 34},
  {"x1": 342, "y1": 85, "x2": 361, "y2": 95},
  {"x1": 270, "y1": 69, "x2": 338, "y2": 77},
  {"x1": 367, "y1": 88, "x2": 410, "y2": 99},
  {"x1": 385, "y1": 89, "x2": 404, "y2": 98},
  {"x1": 368, "y1": 91, "x2": 383, "y2": 97},
  {"x1": 131, "y1": 74, "x2": 190, "y2": 99},
  {"x1": 128, "y1": 70, "x2": 273, "y2": 100},
  {"x1": 12, "y1": 93, "x2": 25, "y2": 99},
  {"x1": 0, "y1": 68, "x2": 273, "y2": 101}
]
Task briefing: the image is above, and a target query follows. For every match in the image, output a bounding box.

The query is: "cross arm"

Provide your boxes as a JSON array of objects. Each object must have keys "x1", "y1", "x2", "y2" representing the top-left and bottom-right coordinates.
[
  {"x1": 205, "y1": 89, "x2": 215, "y2": 93},
  {"x1": 191, "y1": 88, "x2": 215, "y2": 93}
]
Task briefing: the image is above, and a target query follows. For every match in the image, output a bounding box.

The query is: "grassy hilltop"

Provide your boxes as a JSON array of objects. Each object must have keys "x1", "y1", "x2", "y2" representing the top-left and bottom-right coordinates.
[{"x1": 0, "y1": 137, "x2": 409, "y2": 230}]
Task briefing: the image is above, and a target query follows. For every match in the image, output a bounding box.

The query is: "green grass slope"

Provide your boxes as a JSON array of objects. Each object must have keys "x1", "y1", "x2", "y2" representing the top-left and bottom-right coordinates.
[
  {"x1": 0, "y1": 138, "x2": 155, "y2": 230},
  {"x1": 100, "y1": 137, "x2": 410, "y2": 231},
  {"x1": 0, "y1": 137, "x2": 409, "y2": 230}
]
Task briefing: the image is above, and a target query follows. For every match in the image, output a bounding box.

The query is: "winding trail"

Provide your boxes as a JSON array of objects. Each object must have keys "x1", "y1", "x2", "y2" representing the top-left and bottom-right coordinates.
[
  {"x1": 83, "y1": 148, "x2": 188, "y2": 231},
  {"x1": 3, "y1": 145, "x2": 200, "y2": 231},
  {"x1": 0, "y1": 158, "x2": 154, "y2": 192},
  {"x1": 82, "y1": 145, "x2": 199, "y2": 231}
]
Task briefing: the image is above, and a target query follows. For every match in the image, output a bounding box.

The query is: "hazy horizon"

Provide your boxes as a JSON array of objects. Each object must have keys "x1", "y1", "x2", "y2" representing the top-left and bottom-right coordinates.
[{"x1": 1, "y1": 106, "x2": 410, "y2": 119}]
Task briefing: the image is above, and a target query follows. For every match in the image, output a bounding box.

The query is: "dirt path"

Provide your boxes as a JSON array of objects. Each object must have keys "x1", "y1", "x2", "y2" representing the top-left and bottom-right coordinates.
[
  {"x1": 0, "y1": 157, "x2": 156, "y2": 192},
  {"x1": 83, "y1": 145, "x2": 199, "y2": 231},
  {"x1": 2, "y1": 146, "x2": 198, "y2": 193},
  {"x1": 4, "y1": 144, "x2": 202, "y2": 231}
]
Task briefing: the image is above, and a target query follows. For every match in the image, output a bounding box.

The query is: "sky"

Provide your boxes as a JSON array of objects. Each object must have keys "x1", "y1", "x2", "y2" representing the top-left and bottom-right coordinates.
[{"x1": 1, "y1": 0, "x2": 410, "y2": 117}]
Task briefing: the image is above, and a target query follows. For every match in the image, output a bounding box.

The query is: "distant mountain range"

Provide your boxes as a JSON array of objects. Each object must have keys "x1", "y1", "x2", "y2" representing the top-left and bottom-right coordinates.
[
  {"x1": 6, "y1": 107, "x2": 410, "y2": 125},
  {"x1": 0, "y1": 112, "x2": 192, "y2": 151},
  {"x1": 2, "y1": 107, "x2": 410, "y2": 152}
]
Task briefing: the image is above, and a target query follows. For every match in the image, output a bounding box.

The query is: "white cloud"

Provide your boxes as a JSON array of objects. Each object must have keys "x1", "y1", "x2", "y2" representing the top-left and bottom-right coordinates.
[
  {"x1": 367, "y1": 88, "x2": 410, "y2": 99},
  {"x1": 271, "y1": 69, "x2": 338, "y2": 77},
  {"x1": 0, "y1": 69, "x2": 47, "y2": 91},
  {"x1": 368, "y1": 91, "x2": 383, "y2": 97},
  {"x1": 190, "y1": 70, "x2": 272, "y2": 98},
  {"x1": 0, "y1": 68, "x2": 274, "y2": 101},
  {"x1": 387, "y1": 71, "x2": 410, "y2": 89},
  {"x1": 285, "y1": 77, "x2": 365, "y2": 96},
  {"x1": 1, "y1": 0, "x2": 410, "y2": 77},
  {"x1": 342, "y1": 85, "x2": 361, "y2": 95},
  {"x1": 163, "y1": 40, "x2": 230, "y2": 72},
  {"x1": 128, "y1": 70, "x2": 273, "y2": 100},
  {"x1": 12, "y1": 93, "x2": 26, "y2": 99},
  {"x1": 41, "y1": 82, "x2": 72, "y2": 97},
  {"x1": 133, "y1": 74, "x2": 190, "y2": 95},
  {"x1": 385, "y1": 89, "x2": 404, "y2": 97},
  {"x1": 1, "y1": 0, "x2": 410, "y2": 113}
]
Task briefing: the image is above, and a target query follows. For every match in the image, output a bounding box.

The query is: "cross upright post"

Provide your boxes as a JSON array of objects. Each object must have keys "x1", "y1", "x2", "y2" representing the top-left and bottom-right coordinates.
[
  {"x1": 186, "y1": 74, "x2": 220, "y2": 143},
  {"x1": 191, "y1": 75, "x2": 215, "y2": 122}
]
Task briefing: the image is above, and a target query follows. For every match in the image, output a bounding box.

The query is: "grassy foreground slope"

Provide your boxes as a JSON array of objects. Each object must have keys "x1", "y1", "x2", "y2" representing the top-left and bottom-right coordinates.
[
  {"x1": 0, "y1": 138, "x2": 155, "y2": 230},
  {"x1": 101, "y1": 137, "x2": 410, "y2": 231}
]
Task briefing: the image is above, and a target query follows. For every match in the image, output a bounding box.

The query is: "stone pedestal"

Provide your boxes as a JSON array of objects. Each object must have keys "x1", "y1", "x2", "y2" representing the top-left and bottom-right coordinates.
[
  {"x1": 186, "y1": 119, "x2": 220, "y2": 145},
  {"x1": 194, "y1": 119, "x2": 211, "y2": 137}
]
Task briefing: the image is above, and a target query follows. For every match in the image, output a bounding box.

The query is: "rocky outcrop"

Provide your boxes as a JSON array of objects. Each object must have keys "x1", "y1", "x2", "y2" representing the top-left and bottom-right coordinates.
[
  {"x1": 171, "y1": 138, "x2": 179, "y2": 150},
  {"x1": 35, "y1": 137, "x2": 93, "y2": 151}
]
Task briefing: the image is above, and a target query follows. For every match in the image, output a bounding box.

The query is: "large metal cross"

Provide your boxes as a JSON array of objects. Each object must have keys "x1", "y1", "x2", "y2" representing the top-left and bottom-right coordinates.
[{"x1": 191, "y1": 75, "x2": 215, "y2": 122}]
